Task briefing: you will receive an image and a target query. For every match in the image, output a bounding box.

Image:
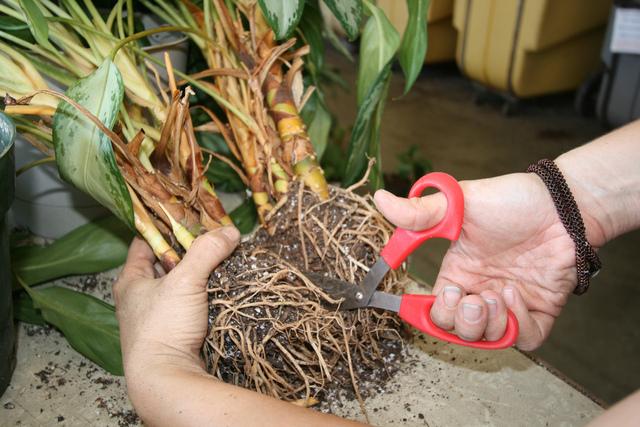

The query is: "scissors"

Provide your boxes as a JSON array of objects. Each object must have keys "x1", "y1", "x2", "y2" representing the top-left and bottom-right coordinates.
[{"x1": 308, "y1": 172, "x2": 519, "y2": 350}]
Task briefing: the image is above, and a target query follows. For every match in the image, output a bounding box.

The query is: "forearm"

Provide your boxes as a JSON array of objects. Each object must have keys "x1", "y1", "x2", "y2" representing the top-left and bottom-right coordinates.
[
  {"x1": 126, "y1": 361, "x2": 363, "y2": 427},
  {"x1": 555, "y1": 120, "x2": 640, "y2": 246},
  {"x1": 587, "y1": 389, "x2": 640, "y2": 427}
]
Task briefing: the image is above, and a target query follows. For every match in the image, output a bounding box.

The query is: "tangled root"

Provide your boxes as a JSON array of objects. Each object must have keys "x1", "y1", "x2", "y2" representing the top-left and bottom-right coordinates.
[{"x1": 204, "y1": 182, "x2": 410, "y2": 406}]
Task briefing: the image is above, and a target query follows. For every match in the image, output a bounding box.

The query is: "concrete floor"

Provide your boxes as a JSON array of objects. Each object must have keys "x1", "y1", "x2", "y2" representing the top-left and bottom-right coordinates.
[{"x1": 324, "y1": 54, "x2": 640, "y2": 405}]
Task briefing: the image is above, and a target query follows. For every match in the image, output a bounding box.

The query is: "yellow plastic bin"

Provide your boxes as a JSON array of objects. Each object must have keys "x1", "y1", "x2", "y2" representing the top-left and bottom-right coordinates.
[
  {"x1": 453, "y1": 0, "x2": 612, "y2": 98},
  {"x1": 377, "y1": 0, "x2": 457, "y2": 63}
]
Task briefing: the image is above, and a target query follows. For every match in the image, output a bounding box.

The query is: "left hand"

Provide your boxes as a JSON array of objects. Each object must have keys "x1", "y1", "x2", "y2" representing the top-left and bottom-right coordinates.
[{"x1": 113, "y1": 227, "x2": 240, "y2": 398}]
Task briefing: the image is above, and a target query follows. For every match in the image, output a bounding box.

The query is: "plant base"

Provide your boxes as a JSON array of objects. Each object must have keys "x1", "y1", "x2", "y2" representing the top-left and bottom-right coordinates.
[{"x1": 205, "y1": 182, "x2": 410, "y2": 407}]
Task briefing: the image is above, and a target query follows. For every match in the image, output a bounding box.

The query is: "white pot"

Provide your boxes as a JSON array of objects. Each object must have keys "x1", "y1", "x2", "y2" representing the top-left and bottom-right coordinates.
[{"x1": 10, "y1": 136, "x2": 109, "y2": 239}]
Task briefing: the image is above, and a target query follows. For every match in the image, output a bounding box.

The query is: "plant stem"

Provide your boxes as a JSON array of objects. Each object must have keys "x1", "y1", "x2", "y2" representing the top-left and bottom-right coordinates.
[
  {"x1": 109, "y1": 25, "x2": 191, "y2": 60},
  {"x1": 135, "y1": 47, "x2": 260, "y2": 133},
  {"x1": 16, "y1": 156, "x2": 56, "y2": 176}
]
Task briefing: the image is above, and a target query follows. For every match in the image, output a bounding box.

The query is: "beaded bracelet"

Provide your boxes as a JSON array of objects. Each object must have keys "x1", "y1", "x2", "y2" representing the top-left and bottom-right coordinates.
[{"x1": 527, "y1": 159, "x2": 601, "y2": 295}]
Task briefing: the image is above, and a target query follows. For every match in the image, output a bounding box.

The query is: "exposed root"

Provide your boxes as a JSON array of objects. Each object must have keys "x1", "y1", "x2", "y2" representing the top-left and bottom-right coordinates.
[{"x1": 205, "y1": 182, "x2": 410, "y2": 407}]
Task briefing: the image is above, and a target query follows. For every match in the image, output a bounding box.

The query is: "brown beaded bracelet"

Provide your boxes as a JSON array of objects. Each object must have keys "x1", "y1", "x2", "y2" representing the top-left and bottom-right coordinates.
[{"x1": 527, "y1": 159, "x2": 601, "y2": 295}]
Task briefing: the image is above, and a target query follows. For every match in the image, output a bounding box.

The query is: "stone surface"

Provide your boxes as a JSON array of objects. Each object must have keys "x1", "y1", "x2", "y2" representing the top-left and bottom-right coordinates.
[{"x1": 1, "y1": 272, "x2": 602, "y2": 426}]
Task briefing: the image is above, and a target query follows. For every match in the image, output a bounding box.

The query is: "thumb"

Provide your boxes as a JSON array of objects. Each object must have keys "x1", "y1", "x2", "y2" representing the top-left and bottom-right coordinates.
[
  {"x1": 168, "y1": 226, "x2": 240, "y2": 288},
  {"x1": 373, "y1": 189, "x2": 447, "y2": 231}
]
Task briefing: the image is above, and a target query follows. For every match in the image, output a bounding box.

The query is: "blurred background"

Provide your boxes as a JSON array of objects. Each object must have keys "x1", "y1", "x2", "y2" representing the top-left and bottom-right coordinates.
[{"x1": 322, "y1": 0, "x2": 640, "y2": 406}]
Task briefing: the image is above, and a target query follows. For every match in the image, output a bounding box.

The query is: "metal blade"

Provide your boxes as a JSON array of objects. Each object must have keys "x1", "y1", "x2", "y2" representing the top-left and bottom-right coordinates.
[
  {"x1": 304, "y1": 271, "x2": 369, "y2": 310},
  {"x1": 304, "y1": 257, "x2": 390, "y2": 310},
  {"x1": 359, "y1": 258, "x2": 391, "y2": 306},
  {"x1": 368, "y1": 291, "x2": 402, "y2": 313}
]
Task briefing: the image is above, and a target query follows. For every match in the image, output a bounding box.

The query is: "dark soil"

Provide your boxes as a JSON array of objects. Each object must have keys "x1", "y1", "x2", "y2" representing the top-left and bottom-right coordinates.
[{"x1": 205, "y1": 182, "x2": 410, "y2": 408}]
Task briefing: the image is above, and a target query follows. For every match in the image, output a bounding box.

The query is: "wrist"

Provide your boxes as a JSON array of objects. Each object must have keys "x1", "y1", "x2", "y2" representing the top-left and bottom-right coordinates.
[
  {"x1": 555, "y1": 154, "x2": 639, "y2": 247},
  {"x1": 553, "y1": 156, "x2": 610, "y2": 247},
  {"x1": 124, "y1": 340, "x2": 205, "y2": 386},
  {"x1": 555, "y1": 122, "x2": 640, "y2": 245},
  {"x1": 124, "y1": 349, "x2": 207, "y2": 421}
]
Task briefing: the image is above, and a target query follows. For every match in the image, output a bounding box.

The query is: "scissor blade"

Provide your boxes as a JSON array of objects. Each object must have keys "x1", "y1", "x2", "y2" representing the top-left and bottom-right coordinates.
[
  {"x1": 359, "y1": 258, "x2": 391, "y2": 306},
  {"x1": 304, "y1": 272, "x2": 368, "y2": 310},
  {"x1": 305, "y1": 258, "x2": 391, "y2": 310},
  {"x1": 368, "y1": 291, "x2": 402, "y2": 312}
]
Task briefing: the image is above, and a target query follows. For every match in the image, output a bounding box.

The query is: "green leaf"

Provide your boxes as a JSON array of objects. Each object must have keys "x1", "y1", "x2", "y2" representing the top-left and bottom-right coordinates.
[
  {"x1": 52, "y1": 59, "x2": 134, "y2": 229},
  {"x1": 343, "y1": 62, "x2": 392, "y2": 187},
  {"x1": 0, "y1": 15, "x2": 34, "y2": 42},
  {"x1": 298, "y1": 0, "x2": 324, "y2": 82},
  {"x1": 28, "y1": 285, "x2": 123, "y2": 375},
  {"x1": 18, "y1": 0, "x2": 50, "y2": 47},
  {"x1": 398, "y1": 0, "x2": 429, "y2": 94},
  {"x1": 230, "y1": 198, "x2": 257, "y2": 235},
  {"x1": 13, "y1": 291, "x2": 45, "y2": 325},
  {"x1": 197, "y1": 132, "x2": 246, "y2": 192},
  {"x1": 321, "y1": 134, "x2": 346, "y2": 182},
  {"x1": 258, "y1": 0, "x2": 305, "y2": 40},
  {"x1": 322, "y1": 0, "x2": 362, "y2": 41},
  {"x1": 356, "y1": 1, "x2": 400, "y2": 106},
  {"x1": 396, "y1": 144, "x2": 432, "y2": 182},
  {"x1": 24, "y1": 52, "x2": 76, "y2": 87},
  {"x1": 11, "y1": 216, "x2": 133, "y2": 286},
  {"x1": 301, "y1": 92, "x2": 331, "y2": 159}
]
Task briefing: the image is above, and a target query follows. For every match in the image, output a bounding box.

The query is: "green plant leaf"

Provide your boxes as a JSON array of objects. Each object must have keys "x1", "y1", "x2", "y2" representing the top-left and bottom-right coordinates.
[
  {"x1": 24, "y1": 52, "x2": 76, "y2": 87},
  {"x1": 322, "y1": 0, "x2": 362, "y2": 41},
  {"x1": 52, "y1": 59, "x2": 134, "y2": 229},
  {"x1": 298, "y1": 0, "x2": 324, "y2": 83},
  {"x1": 197, "y1": 132, "x2": 246, "y2": 192},
  {"x1": 13, "y1": 291, "x2": 45, "y2": 325},
  {"x1": 11, "y1": 216, "x2": 133, "y2": 287},
  {"x1": 27, "y1": 285, "x2": 123, "y2": 375},
  {"x1": 356, "y1": 1, "x2": 400, "y2": 106},
  {"x1": 258, "y1": 0, "x2": 305, "y2": 40},
  {"x1": 343, "y1": 62, "x2": 392, "y2": 187},
  {"x1": 399, "y1": 0, "x2": 429, "y2": 94},
  {"x1": 230, "y1": 198, "x2": 257, "y2": 235},
  {"x1": 301, "y1": 92, "x2": 331, "y2": 159},
  {"x1": 321, "y1": 133, "x2": 346, "y2": 182},
  {"x1": 18, "y1": 0, "x2": 50, "y2": 47},
  {"x1": 0, "y1": 15, "x2": 34, "y2": 42}
]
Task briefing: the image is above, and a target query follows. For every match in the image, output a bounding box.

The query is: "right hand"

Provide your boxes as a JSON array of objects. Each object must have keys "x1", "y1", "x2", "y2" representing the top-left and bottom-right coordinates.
[{"x1": 374, "y1": 172, "x2": 605, "y2": 350}]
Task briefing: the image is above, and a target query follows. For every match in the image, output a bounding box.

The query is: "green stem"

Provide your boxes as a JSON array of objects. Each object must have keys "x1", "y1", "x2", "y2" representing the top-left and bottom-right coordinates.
[
  {"x1": 15, "y1": 123, "x2": 53, "y2": 145},
  {"x1": 16, "y1": 156, "x2": 56, "y2": 176},
  {"x1": 134, "y1": 47, "x2": 260, "y2": 134},
  {"x1": 126, "y1": 0, "x2": 134, "y2": 37},
  {"x1": 109, "y1": 25, "x2": 193, "y2": 60}
]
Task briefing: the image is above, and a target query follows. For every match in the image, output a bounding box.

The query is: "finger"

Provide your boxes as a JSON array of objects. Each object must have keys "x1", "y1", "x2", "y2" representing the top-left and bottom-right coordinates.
[
  {"x1": 119, "y1": 237, "x2": 156, "y2": 282},
  {"x1": 169, "y1": 226, "x2": 240, "y2": 289},
  {"x1": 502, "y1": 286, "x2": 546, "y2": 350},
  {"x1": 430, "y1": 283, "x2": 465, "y2": 331},
  {"x1": 153, "y1": 262, "x2": 167, "y2": 278},
  {"x1": 373, "y1": 190, "x2": 447, "y2": 231},
  {"x1": 480, "y1": 290, "x2": 507, "y2": 341},
  {"x1": 454, "y1": 294, "x2": 488, "y2": 341}
]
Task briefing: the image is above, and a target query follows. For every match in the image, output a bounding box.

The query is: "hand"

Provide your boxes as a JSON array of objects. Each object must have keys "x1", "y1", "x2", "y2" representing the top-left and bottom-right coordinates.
[
  {"x1": 113, "y1": 227, "x2": 240, "y2": 407},
  {"x1": 374, "y1": 173, "x2": 605, "y2": 350}
]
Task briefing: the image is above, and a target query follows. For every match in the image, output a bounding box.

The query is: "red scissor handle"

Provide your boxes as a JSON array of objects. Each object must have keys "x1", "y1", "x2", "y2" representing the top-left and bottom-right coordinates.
[
  {"x1": 380, "y1": 172, "x2": 464, "y2": 269},
  {"x1": 399, "y1": 294, "x2": 519, "y2": 349}
]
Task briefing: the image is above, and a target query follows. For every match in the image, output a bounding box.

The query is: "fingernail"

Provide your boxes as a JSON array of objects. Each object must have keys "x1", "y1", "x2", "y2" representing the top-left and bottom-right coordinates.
[
  {"x1": 484, "y1": 298, "x2": 497, "y2": 317},
  {"x1": 443, "y1": 286, "x2": 461, "y2": 308},
  {"x1": 503, "y1": 287, "x2": 515, "y2": 306},
  {"x1": 462, "y1": 303, "x2": 482, "y2": 323},
  {"x1": 220, "y1": 226, "x2": 240, "y2": 241}
]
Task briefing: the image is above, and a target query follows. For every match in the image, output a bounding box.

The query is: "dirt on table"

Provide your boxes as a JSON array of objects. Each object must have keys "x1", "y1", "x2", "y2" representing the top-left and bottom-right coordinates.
[{"x1": 205, "y1": 182, "x2": 410, "y2": 409}]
